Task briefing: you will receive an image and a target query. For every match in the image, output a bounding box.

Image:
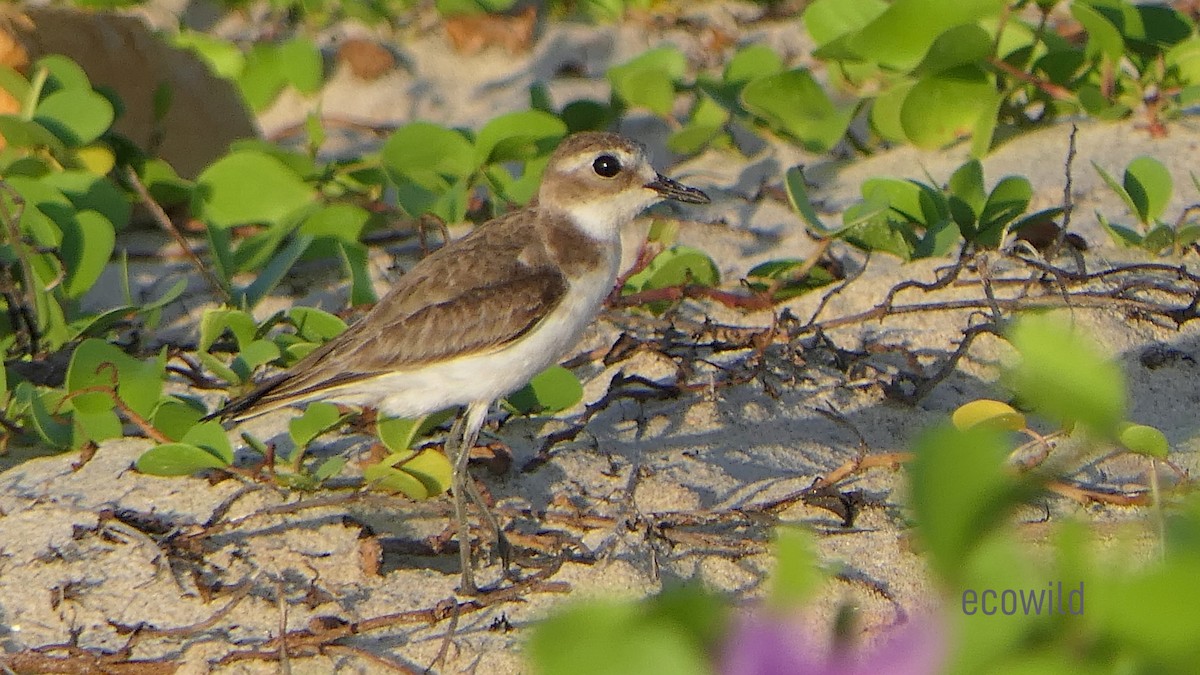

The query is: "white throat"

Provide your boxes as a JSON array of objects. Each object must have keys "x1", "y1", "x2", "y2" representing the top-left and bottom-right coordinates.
[{"x1": 558, "y1": 190, "x2": 660, "y2": 243}]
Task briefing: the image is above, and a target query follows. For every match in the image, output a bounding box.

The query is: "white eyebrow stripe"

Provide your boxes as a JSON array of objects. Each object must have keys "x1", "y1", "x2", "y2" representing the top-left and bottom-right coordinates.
[{"x1": 555, "y1": 147, "x2": 639, "y2": 175}]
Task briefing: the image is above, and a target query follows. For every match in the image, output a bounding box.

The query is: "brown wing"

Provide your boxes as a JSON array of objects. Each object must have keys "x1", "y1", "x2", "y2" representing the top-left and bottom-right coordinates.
[{"x1": 215, "y1": 210, "x2": 569, "y2": 420}]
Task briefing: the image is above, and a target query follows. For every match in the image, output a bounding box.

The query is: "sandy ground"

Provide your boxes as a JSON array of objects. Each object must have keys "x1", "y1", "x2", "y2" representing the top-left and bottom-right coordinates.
[{"x1": 2, "y1": 3, "x2": 1199, "y2": 672}]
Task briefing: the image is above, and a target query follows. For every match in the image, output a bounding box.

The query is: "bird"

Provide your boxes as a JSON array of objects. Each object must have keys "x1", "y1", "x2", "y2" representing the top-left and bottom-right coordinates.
[{"x1": 212, "y1": 131, "x2": 710, "y2": 594}]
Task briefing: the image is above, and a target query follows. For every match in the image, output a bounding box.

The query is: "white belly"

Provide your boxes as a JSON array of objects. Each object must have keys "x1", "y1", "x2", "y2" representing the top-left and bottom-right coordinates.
[{"x1": 325, "y1": 262, "x2": 617, "y2": 418}]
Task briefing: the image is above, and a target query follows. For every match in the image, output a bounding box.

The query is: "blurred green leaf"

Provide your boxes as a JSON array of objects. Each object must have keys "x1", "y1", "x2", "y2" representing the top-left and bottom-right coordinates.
[
  {"x1": 60, "y1": 210, "x2": 115, "y2": 299},
  {"x1": 784, "y1": 166, "x2": 828, "y2": 233},
  {"x1": 528, "y1": 590, "x2": 718, "y2": 675},
  {"x1": 378, "y1": 408, "x2": 456, "y2": 453},
  {"x1": 288, "y1": 307, "x2": 347, "y2": 343},
  {"x1": 804, "y1": 0, "x2": 889, "y2": 50},
  {"x1": 387, "y1": 447, "x2": 453, "y2": 495},
  {"x1": 909, "y1": 424, "x2": 1033, "y2": 584},
  {"x1": 277, "y1": 38, "x2": 323, "y2": 95},
  {"x1": 1003, "y1": 313, "x2": 1126, "y2": 436},
  {"x1": 723, "y1": 44, "x2": 784, "y2": 83},
  {"x1": 768, "y1": 527, "x2": 822, "y2": 609},
  {"x1": 34, "y1": 89, "x2": 114, "y2": 146},
  {"x1": 289, "y1": 402, "x2": 344, "y2": 449},
  {"x1": 15, "y1": 382, "x2": 72, "y2": 450},
  {"x1": 300, "y1": 203, "x2": 370, "y2": 243},
  {"x1": 842, "y1": 0, "x2": 1007, "y2": 70},
  {"x1": 742, "y1": 69, "x2": 855, "y2": 152},
  {"x1": 745, "y1": 258, "x2": 837, "y2": 301},
  {"x1": 900, "y1": 65, "x2": 993, "y2": 148},
  {"x1": 1123, "y1": 156, "x2": 1172, "y2": 225},
  {"x1": 194, "y1": 150, "x2": 316, "y2": 229},
  {"x1": 506, "y1": 365, "x2": 583, "y2": 415},
  {"x1": 475, "y1": 110, "x2": 566, "y2": 166},
  {"x1": 363, "y1": 462, "x2": 429, "y2": 499},
  {"x1": 200, "y1": 307, "x2": 258, "y2": 352},
  {"x1": 1118, "y1": 423, "x2": 1169, "y2": 459},
  {"x1": 608, "y1": 47, "x2": 687, "y2": 117}
]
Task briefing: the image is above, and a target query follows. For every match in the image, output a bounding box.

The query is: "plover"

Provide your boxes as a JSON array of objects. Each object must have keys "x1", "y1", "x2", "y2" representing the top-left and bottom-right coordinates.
[{"x1": 214, "y1": 131, "x2": 710, "y2": 593}]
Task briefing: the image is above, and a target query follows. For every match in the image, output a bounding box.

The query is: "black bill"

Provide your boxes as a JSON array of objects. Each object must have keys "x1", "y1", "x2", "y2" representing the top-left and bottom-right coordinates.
[{"x1": 645, "y1": 173, "x2": 711, "y2": 204}]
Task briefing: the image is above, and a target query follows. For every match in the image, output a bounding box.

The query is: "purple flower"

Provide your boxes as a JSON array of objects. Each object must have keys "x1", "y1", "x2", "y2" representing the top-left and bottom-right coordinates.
[{"x1": 721, "y1": 609, "x2": 945, "y2": 675}]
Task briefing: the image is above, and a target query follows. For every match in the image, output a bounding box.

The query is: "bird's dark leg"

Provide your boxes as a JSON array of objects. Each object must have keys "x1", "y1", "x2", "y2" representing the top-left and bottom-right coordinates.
[{"x1": 451, "y1": 401, "x2": 513, "y2": 594}]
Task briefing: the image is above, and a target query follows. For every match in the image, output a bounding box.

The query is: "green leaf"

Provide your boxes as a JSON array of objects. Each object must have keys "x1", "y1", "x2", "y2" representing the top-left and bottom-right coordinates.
[
  {"x1": 37, "y1": 54, "x2": 92, "y2": 92},
  {"x1": 173, "y1": 31, "x2": 245, "y2": 79},
  {"x1": 560, "y1": 99, "x2": 616, "y2": 134},
  {"x1": 392, "y1": 448, "x2": 453, "y2": 495},
  {"x1": 300, "y1": 203, "x2": 370, "y2": 243},
  {"x1": 277, "y1": 38, "x2": 323, "y2": 94},
  {"x1": 39, "y1": 171, "x2": 131, "y2": 230},
  {"x1": 868, "y1": 81, "x2": 914, "y2": 144},
  {"x1": 474, "y1": 110, "x2": 566, "y2": 166},
  {"x1": 288, "y1": 306, "x2": 347, "y2": 343},
  {"x1": 623, "y1": 246, "x2": 721, "y2": 313},
  {"x1": 722, "y1": 44, "x2": 784, "y2": 83},
  {"x1": 1003, "y1": 313, "x2": 1126, "y2": 436},
  {"x1": 608, "y1": 47, "x2": 687, "y2": 117},
  {"x1": 237, "y1": 232, "x2": 317, "y2": 308},
  {"x1": 948, "y1": 160, "x2": 986, "y2": 221},
  {"x1": 238, "y1": 43, "x2": 288, "y2": 111},
  {"x1": 908, "y1": 424, "x2": 1031, "y2": 584},
  {"x1": 200, "y1": 307, "x2": 258, "y2": 352},
  {"x1": 1142, "y1": 223, "x2": 1176, "y2": 253},
  {"x1": 236, "y1": 339, "x2": 282, "y2": 372},
  {"x1": 338, "y1": 242, "x2": 378, "y2": 306},
  {"x1": 977, "y1": 175, "x2": 1033, "y2": 247},
  {"x1": 912, "y1": 24, "x2": 994, "y2": 76},
  {"x1": 181, "y1": 420, "x2": 235, "y2": 464},
  {"x1": 136, "y1": 442, "x2": 230, "y2": 476},
  {"x1": 314, "y1": 456, "x2": 347, "y2": 483},
  {"x1": 377, "y1": 408, "x2": 456, "y2": 453},
  {"x1": 1097, "y1": 212, "x2": 1142, "y2": 247},
  {"x1": 289, "y1": 402, "x2": 344, "y2": 448},
  {"x1": 0, "y1": 116, "x2": 66, "y2": 152},
  {"x1": 15, "y1": 382, "x2": 72, "y2": 449},
  {"x1": 506, "y1": 365, "x2": 584, "y2": 415},
  {"x1": 59, "y1": 210, "x2": 116, "y2": 299},
  {"x1": 1118, "y1": 423, "x2": 1169, "y2": 459},
  {"x1": 951, "y1": 399, "x2": 1026, "y2": 431},
  {"x1": 803, "y1": 0, "x2": 889, "y2": 49},
  {"x1": 840, "y1": 215, "x2": 917, "y2": 260},
  {"x1": 768, "y1": 527, "x2": 822, "y2": 609},
  {"x1": 842, "y1": 0, "x2": 1007, "y2": 70},
  {"x1": 900, "y1": 65, "x2": 993, "y2": 149},
  {"x1": 194, "y1": 150, "x2": 316, "y2": 229},
  {"x1": 1094, "y1": 158, "x2": 1137, "y2": 213},
  {"x1": 666, "y1": 94, "x2": 729, "y2": 155},
  {"x1": 363, "y1": 462, "x2": 429, "y2": 499},
  {"x1": 784, "y1": 166, "x2": 828, "y2": 232},
  {"x1": 151, "y1": 397, "x2": 206, "y2": 441},
  {"x1": 1123, "y1": 156, "x2": 1173, "y2": 225},
  {"x1": 1070, "y1": 2, "x2": 1125, "y2": 62},
  {"x1": 742, "y1": 69, "x2": 855, "y2": 152},
  {"x1": 34, "y1": 89, "x2": 114, "y2": 146},
  {"x1": 528, "y1": 595, "x2": 715, "y2": 675},
  {"x1": 744, "y1": 258, "x2": 836, "y2": 301},
  {"x1": 65, "y1": 339, "x2": 164, "y2": 419}
]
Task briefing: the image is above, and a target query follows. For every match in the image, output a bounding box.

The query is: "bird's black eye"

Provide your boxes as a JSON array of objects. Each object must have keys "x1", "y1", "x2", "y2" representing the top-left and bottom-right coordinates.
[{"x1": 592, "y1": 154, "x2": 621, "y2": 178}]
